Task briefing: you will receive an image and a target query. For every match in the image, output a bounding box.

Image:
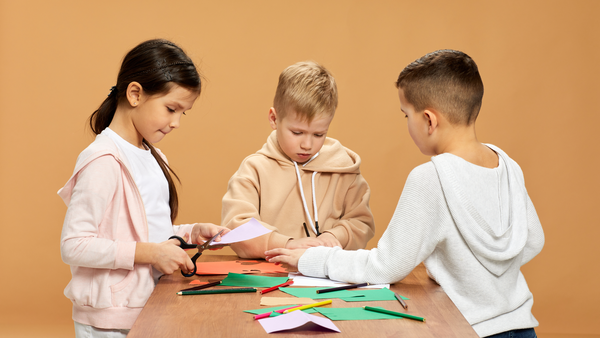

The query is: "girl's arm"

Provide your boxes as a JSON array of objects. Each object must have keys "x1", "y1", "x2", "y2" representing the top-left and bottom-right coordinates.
[
  {"x1": 61, "y1": 156, "x2": 137, "y2": 270},
  {"x1": 60, "y1": 156, "x2": 194, "y2": 274}
]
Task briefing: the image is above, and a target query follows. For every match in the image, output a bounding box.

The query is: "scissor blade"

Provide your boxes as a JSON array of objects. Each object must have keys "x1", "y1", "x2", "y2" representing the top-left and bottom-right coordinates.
[{"x1": 198, "y1": 229, "x2": 226, "y2": 251}]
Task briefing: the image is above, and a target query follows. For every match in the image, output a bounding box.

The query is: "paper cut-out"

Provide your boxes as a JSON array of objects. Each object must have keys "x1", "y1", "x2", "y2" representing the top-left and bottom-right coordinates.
[
  {"x1": 260, "y1": 297, "x2": 316, "y2": 306},
  {"x1": 189, "y1": 280, "x2": 209, "y2": 285},
  {"x1": 258, "y1": 310, "x2": 340, "y2": 333},
  {"x1": 194, "y1": 260, "x2": 288, "y2": 275},
  {"x1": 244, "y1": 304, "x2": 317, "y2": 315}
]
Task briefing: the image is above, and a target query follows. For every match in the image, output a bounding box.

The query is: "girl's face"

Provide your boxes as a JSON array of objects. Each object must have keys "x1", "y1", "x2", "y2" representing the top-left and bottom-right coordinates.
[{"x1": 132, "y1": 84, "x2": 199, "y2": 145}]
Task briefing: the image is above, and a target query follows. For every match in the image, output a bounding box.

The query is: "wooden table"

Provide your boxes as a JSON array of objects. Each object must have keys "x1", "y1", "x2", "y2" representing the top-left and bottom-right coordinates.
[{"x1": 129, "y1": 255, "x2": 478, "y2": 337}]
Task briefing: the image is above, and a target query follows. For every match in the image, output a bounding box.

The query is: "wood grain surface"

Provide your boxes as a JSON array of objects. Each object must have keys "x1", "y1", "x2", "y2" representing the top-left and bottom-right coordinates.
[{"x1": 128, "y1": 255, "x2": 477, "y2": 337}]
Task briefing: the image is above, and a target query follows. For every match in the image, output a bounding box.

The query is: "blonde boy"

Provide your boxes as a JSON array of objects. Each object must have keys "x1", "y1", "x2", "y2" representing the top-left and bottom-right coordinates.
[
  {"x1": 222, "y1": 61, "x2": 375, "y2": 259},
  {"x1": 266, "y1": 51, "x2": 544, "y2": 338}
]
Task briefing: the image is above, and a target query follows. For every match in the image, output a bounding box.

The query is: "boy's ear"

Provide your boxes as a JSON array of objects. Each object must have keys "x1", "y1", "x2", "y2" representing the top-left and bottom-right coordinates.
[
  {"x1": 423, "y1": 109, "x2": 439, "y2": 135},
  {"x1": 268, "y1": 107, "x2": 278, "y2": 130},
  {"x1": 126, "y1": 82, "x2": 143, "y2": 107}
]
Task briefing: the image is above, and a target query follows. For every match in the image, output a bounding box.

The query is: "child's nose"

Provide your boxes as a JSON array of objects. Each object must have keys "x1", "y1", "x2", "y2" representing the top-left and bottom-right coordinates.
[
  {"x1": 300, "y1": 136, "x2": 312, "y2": 150},
  {"x1": 170, "y1": 115, "x2": 181, "y2": 129}
]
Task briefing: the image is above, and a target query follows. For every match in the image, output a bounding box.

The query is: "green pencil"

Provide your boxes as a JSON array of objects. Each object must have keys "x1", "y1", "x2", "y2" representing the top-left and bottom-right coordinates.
[
  {"x1": 177, "y1": 287, "x2": 257, "y2": 296},
  {"x1": 363, "y1": 306, "x2": 426, "y2": 322}
]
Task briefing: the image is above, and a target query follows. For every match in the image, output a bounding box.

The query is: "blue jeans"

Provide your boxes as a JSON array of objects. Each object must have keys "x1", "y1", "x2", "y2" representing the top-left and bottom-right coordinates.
[{"x1": 485, "y1": 328, "x2": 537, "y2": 338}]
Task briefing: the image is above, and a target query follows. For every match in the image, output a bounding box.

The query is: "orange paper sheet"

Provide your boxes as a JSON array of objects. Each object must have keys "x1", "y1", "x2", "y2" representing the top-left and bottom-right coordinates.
[{"x1": 195, "y1": 260, "x2": 288, "y2": 275}]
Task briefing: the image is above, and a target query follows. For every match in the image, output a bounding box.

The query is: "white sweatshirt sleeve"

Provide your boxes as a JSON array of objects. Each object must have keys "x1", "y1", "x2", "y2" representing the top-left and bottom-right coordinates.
[{"x1": 299, "y1": 163, "x2": 449, "y2": 284}]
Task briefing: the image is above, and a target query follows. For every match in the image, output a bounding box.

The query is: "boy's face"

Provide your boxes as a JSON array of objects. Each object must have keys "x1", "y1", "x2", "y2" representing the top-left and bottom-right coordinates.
[
  {"x1": 268, "y1": 108, "x2": 333, "y2": 163},
  {"x1": 398, "y1": 88, "x2": 433, "y2": 155}
]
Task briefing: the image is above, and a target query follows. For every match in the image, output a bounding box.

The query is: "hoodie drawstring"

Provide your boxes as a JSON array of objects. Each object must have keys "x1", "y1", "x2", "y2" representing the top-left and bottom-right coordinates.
[{"x1": 294, "y1": 153, "x2": 320, "y2": 236}]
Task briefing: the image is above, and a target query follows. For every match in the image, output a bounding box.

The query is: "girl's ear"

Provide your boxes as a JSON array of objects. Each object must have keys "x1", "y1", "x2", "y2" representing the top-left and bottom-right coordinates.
[
  {"x1": 268, "y1": 107, "x2": 278, "y2": 130},
  {"x1": 126, "y1": 82, "x2": 143, "y2": 107},
  {"x1": 423, "y1": 109, "x2": 439, "y2": 135}
]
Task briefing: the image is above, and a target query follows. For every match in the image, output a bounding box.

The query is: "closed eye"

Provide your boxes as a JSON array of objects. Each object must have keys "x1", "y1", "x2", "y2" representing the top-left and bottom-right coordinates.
[{"x1": 167, "y1": 107, "x2": 176, "y2": 113}]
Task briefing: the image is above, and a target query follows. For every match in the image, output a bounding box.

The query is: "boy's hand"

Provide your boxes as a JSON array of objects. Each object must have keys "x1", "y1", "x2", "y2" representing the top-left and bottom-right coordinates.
[
  {"x1": 265, "y1": 248, "x2": 306, "y2": 268},
  {"x1": 190, "y1": 223, "x2": 230, "y2": 245},
  {"x1": 285, "y1": 237, "x2": 323, "y2": 249},
  {"x1": 151, "y1": 237, "x2": 195, "y2": 275},
  {"x1": 315, "y1": 233, "x2": 342, "y2": 248}
]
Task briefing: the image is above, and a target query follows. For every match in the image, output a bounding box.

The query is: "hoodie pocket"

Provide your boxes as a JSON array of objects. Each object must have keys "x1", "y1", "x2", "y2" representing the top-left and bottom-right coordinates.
[{"x1": 110, "y1": 269, "x2": 135, "y2": 307}]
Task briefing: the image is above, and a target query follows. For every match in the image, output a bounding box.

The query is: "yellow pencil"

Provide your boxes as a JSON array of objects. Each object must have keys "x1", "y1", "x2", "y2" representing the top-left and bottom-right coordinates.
[{"x1": 283, "y1": 299, "x2": 333, "y2": 313}]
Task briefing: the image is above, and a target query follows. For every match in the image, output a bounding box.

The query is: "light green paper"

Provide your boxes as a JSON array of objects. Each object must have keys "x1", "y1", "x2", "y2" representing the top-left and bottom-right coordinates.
[
  {"x1": 220, "y1": 273, "x2": 289, "y2": 288},
  {"x1": 243, "y1": 305, "x2": 316, "y2": 315},
  {"x1": 339, "y1": 288, "x2": 400, "y2": 302},
  {"x1": 280, "y1": 287, "x2": 406, "y2": 302},
  {"x1": 279, "y1": 287, "x2": 364, "y2": 299},
  {"x1": 314, "y1": 307, "x2": 402, "y2": 321}
]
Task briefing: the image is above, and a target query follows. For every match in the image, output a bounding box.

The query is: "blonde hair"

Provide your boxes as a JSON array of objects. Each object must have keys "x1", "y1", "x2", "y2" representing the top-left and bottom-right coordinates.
[{"x1": 273, "y1": 61, "x2": 338, "y2": 122}]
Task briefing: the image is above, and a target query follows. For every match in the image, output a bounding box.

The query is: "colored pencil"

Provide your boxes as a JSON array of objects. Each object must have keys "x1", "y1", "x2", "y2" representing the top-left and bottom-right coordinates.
[
  {"x1": 283, "y1": 299, "x2": 332, "y2": 313},
  {"x1": 260, "y1": 280, "x2": 294, "y2": 294},
  {"x1": 363, "y1": 306, "x2": 425, "y2": 322},
  {"x1": 179, "y1": 280, "x2": 222, "y2": 292},
  {"x1": 254, "y1": 312, "x2": 273, "y2": 320},
  {"x1": 316, "y1": 282, "x2": 370, "y2": 294},
  {"x1": 274, "y1": 305, "x2": 302, "y2": 313},
  {"x1": 394, "y1": 292, "x2": 408, "y2": 309},
  {"x1": 177, "y1": 287, "x2": 256, "y2": 295}
]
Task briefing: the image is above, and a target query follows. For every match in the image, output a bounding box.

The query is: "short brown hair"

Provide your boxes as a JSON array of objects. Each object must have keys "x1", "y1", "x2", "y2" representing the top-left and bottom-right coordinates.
[
  {"x1": 396, "y1": 50, "x2": 484, "y2": 125},
  {"x1": 273, "y1": 61, "x2": 338, "y2": 122}
]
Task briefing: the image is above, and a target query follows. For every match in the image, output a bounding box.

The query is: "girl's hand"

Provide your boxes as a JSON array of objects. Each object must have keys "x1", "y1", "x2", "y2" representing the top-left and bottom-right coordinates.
[
  {"x1": 265, "y1": 248, "x2": 306, "y2": 268},
  {"x1": 190, "y1": 223, "x2": 230, "y2": 244},
  {"x1": 152, "y1": 237, "x2": 195, "y2": 275},
  {"x1": 315, "y1": 233, "x2": 342, "y2": 248}
]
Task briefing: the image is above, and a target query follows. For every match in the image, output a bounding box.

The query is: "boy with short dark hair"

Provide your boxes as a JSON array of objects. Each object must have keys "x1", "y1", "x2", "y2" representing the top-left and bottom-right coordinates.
[
  {"x1": 266, "y1": 50, "x2": 544, "y2": 338},
  {"x1": 222, "y1": 61, "x2": 375, "y2": 259}
]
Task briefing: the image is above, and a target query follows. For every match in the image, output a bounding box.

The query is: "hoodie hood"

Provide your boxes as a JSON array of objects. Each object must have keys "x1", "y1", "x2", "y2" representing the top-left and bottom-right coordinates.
[
  {"x1": 431, "y1": 144, "x2": 529, "y2": 276},
  {"x1": 257, "y1": 130, "x2": 361, "y2": 174}
]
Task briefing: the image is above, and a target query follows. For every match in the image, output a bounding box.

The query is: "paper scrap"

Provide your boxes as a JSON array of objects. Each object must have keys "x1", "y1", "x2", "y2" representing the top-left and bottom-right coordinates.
[
  {"x1": 288, "y1": 273, "x2": 390, "y2": 289},
  {"x1": 280, "y1": 286, "x2": 400, "y2": 302},
  {"x1": 260, "y1": 297, "x2": 316, "y2": 306},
  {"x1": 195, "y1": 260, "x2": 288, "y2": 275},
  {"x1": 244, "y1": 304, "x2": 317, "y2": 315},
  {"x1": 215, "y1": 218, "x2": 272, "y2": 245},
  {"x1": 189, "y1": 280, "x2": 209, "y2": 285},
  {"x1": 221, "y1": 272, "x2": 289, "y2": 288},
  {"x1": 258, "y1": 310, "x2": 340, "y2": 333}
]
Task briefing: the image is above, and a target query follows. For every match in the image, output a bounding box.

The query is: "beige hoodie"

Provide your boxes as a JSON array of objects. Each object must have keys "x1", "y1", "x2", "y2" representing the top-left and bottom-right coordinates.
[{"x1": 222, "y1": 130, "x2": 375, "y2": 258}]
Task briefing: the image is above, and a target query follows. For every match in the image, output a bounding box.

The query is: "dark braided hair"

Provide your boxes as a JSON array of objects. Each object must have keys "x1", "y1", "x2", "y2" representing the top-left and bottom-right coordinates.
[{"x1": 89, "y1": 39, "x2": 201, "y2": 222}]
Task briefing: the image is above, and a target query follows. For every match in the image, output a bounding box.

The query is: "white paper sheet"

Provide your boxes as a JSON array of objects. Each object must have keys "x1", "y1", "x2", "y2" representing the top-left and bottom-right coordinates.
[{"x1": 288, "y1": 272, "x2": 390, "y2": 289}]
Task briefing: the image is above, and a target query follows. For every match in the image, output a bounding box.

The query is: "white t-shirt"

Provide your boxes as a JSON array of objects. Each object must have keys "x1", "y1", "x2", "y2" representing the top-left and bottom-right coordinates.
[{"x1": 102, "y1": 128, "x2": 174, "y2": 282}]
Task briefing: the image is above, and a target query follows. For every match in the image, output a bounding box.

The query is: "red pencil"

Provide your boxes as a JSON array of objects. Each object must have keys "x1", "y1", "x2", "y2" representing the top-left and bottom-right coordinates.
[{"x1": 260, "y1": 280, "x2": 294, "y2": 294}]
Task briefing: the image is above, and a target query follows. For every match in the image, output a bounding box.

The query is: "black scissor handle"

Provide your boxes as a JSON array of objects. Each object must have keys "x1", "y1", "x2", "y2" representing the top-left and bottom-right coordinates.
[{"x1": 169, "y1": 235, "x2": 199, "y2": 277}]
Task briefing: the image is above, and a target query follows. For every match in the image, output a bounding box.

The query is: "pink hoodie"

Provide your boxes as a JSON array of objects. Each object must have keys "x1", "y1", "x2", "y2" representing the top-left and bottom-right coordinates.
[{"x1": 58, "y1": 134, "x2": 194, "y2": 329}]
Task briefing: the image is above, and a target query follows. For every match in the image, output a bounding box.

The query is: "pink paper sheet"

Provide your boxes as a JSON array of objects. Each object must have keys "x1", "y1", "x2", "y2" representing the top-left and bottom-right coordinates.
[
  {"x1": 258, "y1": 310, "x2": 340, "y2": 334},
  {"x1": 213, "y1": 218, "x2": 272, "y2": 245}
]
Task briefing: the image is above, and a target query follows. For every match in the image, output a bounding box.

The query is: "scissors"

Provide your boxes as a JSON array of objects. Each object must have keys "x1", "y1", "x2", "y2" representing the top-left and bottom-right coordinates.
[{"x1": 169, "y1": 229, "x2": 226, "y2": 277}]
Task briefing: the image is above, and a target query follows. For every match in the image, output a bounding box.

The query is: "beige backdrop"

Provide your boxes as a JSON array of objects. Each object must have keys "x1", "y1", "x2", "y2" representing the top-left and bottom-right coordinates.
[{"x1": 1, "y1": 1, "x2": 598, "y2": 337}]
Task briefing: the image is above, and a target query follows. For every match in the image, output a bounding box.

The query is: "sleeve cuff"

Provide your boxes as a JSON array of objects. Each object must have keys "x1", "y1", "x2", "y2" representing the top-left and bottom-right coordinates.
[
  {"x1": 298, "y1": 246, "x2": 338, "y2": 278},
  {"x1": 114, "y1": 241, "x2": 136, "y2": 270}
]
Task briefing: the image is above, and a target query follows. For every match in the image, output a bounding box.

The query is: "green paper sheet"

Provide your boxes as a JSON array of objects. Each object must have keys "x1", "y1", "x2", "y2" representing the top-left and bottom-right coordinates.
[
  {"x1": 279, "y1": 287, "x2": 405, "y2": 302},
  {"x1": 339, "y1": 288, "x2": 400, "y2": 302},
  {"x1": 220, "y1": 273, "x2": 289, "y2": 288},
  {"x1": 314, "y1": 307, "x2": 402, "y2": 321},
  {"x1": 279, "y1": 287, "x2": 365, "y2": 299},
  {"x1": 243, "y1": 305, "x2": 317, "y2": 315}
]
